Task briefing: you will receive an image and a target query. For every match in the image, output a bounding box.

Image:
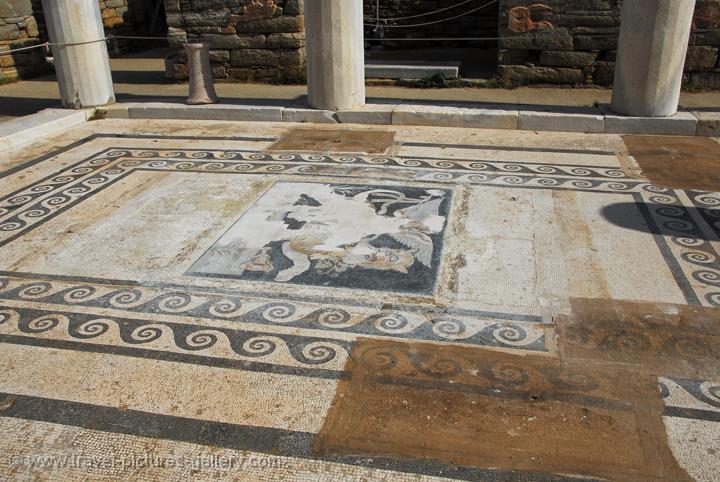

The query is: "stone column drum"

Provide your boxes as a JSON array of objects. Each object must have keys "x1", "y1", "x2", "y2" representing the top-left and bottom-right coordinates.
[
  {"x1": 185, "y1": 43, "x2": 219, "y2": 105},
  {"x1": 611, "y1": 0, "x2": 697, "y2": 117},
  {"x1": 305, "y1": 0, "x2": 365, "y2": 111},
  {"x1": 41, "y1": 0, "x2": 115, "y2": 109}
]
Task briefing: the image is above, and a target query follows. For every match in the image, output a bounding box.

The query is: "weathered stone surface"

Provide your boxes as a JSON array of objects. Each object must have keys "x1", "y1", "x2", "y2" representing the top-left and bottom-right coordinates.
[
  {"x1": 284, "y1": 0, "x2": 304, "y2": 16},
  {"x1": 266, "y1": 32, "x2": 304, "y2": 48},
  {"x1": 208, "y1": 49, "x2": 230, "y2": 62},
  {"x1": 693, "y1": 111, "x2": 720, "y2": 136},
  {"x1": 498, "y1": 49, "x2": 531, "y2": 65},
  {"x1": 0, "y1": 24, "x2": 20, "y2": 40},
  {"x1": 685, "y1": 46, "x2": 719, "y2": 72},
  {"x1": 0, "y1": 0, "x2": 33, "y2": 18},
  {"x1": 0, "y1": 108, "x2": 89, "y2": 151},
  {"x1": 128, "y1": 102, "x2": 284, "y2": 121},
  {"x1": 229, "y1": 48, "x2": 303, "y2": 67},
  {"x1": 183, "y1": 9, "x2": 231, "y2": 27},
  {"x1": 24, "y1": 15, "x2": 38, "y2": 37},
  {"x1": 592, "y1": 61, "x2": 614, "y2": 86},
  {"x1": 501, "y1": 28, "x2": 574, "y2": 51},
  {"x1": 553, "y1": 14, "x2": 620, "y2": 27},
  {"x1": 518, "y1": 106, "x2": 605, "y2": 133},
  {"x1": 686, "y1": 72, "x2": 720, "y2": 90},
  {"x1": 336, "y1": 104, "x2": 397, "y2": 125},
  {"x1": 539, "y1": 51, "x2": 597, "y2": 68},
  {"x1": 189, "y1": 0, "x2": 240, "y2": 10},
  {"x1": 392, "y1": 104, "x2": 518, "y2": 130},
  {"x1": 573, "y1": 35, "x2": 617, "y2": 50},
  {"x1": 167, "y1": 27, "x2": 188, "y2": 48},
  {"x1": 232, "y1": 15, "x2": 304, "y2": 33},
  {"x1": 282, "y1": 108, "x2": 338, "y2": 123},
  {"x1": 164, "y1": 0, "x2": 181, "y2": 12},
  {"x1": 500, "y1": 65, "x2": 584, "y2": 87},
  {"x1": 199, "y1": 34, "x2": 266, "y2": 49},
  {"x1": 691, "y1": 30, "x2": 720, "y2": 46},
  {"x1": 602, "y1": 106, "x2": 698, "y2": 135}
]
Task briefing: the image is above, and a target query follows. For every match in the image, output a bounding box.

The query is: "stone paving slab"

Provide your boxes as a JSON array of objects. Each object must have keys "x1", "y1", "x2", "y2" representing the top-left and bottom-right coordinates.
[
  {"x1": 0, "y1": 119, "x2": 718, "y2": 481},
  {"x1": 692, "y1": 111, "x2": 720, "y2": 137},
  {"x1": 517, "y1": 105, "x2": 606, "y2": 133}
]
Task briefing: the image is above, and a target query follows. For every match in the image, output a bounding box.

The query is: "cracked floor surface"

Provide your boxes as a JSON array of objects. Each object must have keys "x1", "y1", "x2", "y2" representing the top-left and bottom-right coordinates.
[{"x1": 0, "y1": 119, "x2": 718, "y2": 481}]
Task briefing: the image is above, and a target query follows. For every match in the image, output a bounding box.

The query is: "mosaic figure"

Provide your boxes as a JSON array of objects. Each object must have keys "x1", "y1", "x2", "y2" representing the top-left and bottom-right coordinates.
[{"x1": 190, "y1": 183, "x2": 451, "y2": 293}]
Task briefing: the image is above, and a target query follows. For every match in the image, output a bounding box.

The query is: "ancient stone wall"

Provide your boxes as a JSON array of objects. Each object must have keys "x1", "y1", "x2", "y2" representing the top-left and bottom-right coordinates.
[
  {"x1": 498, "y1": 0, "x2": 720, "y2": 89},
  {"x1": 2, "y1": 0, "x2": 162, "y2": 83},
  {"x1": 362, "y1": 0, "x2": 498, "y2": 48},
  {"x1": 164, "y1": 0, "x2": 306, "y2": 83},
  {"x1": 0, "y1": 0, "x2": 47, "y2": 82}
]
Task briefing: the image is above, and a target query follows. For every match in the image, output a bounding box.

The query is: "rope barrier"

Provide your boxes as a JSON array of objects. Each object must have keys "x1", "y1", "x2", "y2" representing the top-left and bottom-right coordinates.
[
  {"x1": 366, "y1": 37, "x2": 502, "y2": 41},
  {"x1": 378, "y1": 0, "x2": 481, "y2": 22},
  {"x1": 0, "y1": 28, "x2": 714, "y2": 56},
  {"x1": 366, "y1": 0, "x2": 499, "y2": 28},
  {"x1": 0, "y1": 34, "x2": 173, "y2": 56}
]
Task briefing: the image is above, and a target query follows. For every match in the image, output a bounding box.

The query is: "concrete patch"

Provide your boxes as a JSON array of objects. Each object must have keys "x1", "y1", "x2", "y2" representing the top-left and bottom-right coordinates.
[
  {"x1": 623, "y1": 135, "x2": 720, "y2": 191},
  {"x1": 558, "y1": 298, "x2": 720, "y2": 379},
  {"x1": 269, "y1": 128, "x2": 396, "y2": 153},
  {"x1": 313, "y1": 338, "x2": 691, "y2": 481}
]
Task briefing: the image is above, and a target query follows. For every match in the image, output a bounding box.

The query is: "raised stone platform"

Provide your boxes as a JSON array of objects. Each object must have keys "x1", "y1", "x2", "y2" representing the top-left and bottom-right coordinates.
[{"x1": 101, "y1": 101, "x2": 713, "y2": 136}]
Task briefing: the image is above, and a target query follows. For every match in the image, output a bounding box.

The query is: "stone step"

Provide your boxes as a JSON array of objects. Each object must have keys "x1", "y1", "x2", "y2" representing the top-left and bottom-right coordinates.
[
  {"x1": 101, "y1": 101, "x2": 706, "y2": 136},
  {"x1": 0, "y1": 108, "x2": 91, "y2": 152},
  {"x1": 364, "y1": 61, "x2": 461, "y2": 79}
]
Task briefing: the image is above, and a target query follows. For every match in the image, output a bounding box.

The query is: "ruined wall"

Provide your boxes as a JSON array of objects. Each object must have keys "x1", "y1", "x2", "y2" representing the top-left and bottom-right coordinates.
[
  {"x1": 0, "y1": 0, "x2": 47, "y2": 82},
  {"x1": 498, "y1": 0, "x2": 720, "y2": 89},
  {"x1": 2, "y1": 0, "x2": 162, "y2": 83},
  {"x1": 164, "y1": 0, "x2": 305, "y2": 83},
  {"x1": 362, "y1": 0, "x2": 498, "y2": 48}
]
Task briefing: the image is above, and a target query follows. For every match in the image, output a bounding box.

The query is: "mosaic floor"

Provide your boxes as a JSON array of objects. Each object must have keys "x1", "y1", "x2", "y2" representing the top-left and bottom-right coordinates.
[{"x1": 0, "y1": 119, "x2": 718, "y2": 481}]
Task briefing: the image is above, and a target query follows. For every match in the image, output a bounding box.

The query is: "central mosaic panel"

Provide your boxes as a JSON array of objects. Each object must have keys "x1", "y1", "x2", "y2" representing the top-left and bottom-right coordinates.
[{"x1": 189, "y1": 182, "x2": 452, "y2": 293}]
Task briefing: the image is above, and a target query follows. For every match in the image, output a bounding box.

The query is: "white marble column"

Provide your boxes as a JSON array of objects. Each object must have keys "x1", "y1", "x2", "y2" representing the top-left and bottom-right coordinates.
[
  {"x1": 611, "y1": 0, "x2": 696, "y2": 117},
  {"x1": 41, "y1": 0, "x2": 115, "y2": 108},
  {"x1": 305, "y1": 0, "x2": 365, "y2": 111}
]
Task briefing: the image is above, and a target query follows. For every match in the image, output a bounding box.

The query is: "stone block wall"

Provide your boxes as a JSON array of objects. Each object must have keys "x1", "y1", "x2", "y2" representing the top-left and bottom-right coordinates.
[
  {"x1": 164, "y1": 0, "x2": 305, "y2": 83},
  {"x1": 498, "y1": 0, "x2": 720, "y2": 89},
  {"x1": 2, "y1": 0, "x2": 163, "y2": 83},
  {"x1": 363, "y1": 0, "x2": 498, "y2": 48},
  {"x1": 688, "y1": 0, "x2": 720, "y2": 89},
  {"x1": 0, "y1": 0, "x2": 48, "y2": 82}
]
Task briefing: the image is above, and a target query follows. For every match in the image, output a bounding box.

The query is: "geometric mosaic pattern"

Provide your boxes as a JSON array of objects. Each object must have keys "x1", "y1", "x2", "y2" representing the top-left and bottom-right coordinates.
[{"x1": 1, "y1": 140, "x2": 720, "y2": 307}]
